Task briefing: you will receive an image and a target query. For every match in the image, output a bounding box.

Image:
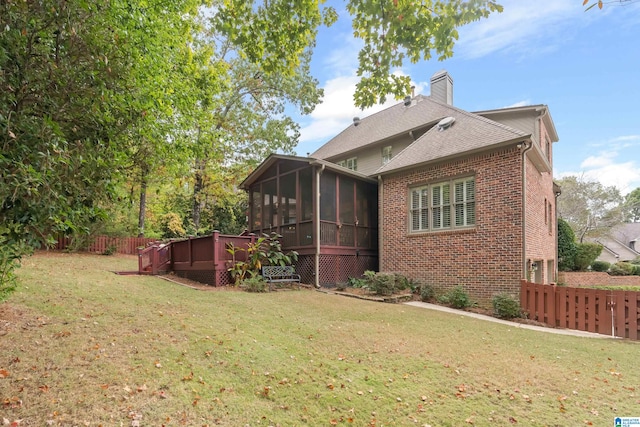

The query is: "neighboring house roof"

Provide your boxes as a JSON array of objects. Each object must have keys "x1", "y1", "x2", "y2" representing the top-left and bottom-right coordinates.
[
  {"x1": 376, "y1": 104, "x2": 530, "y2": 175},
  {"x1": 593, "y1": 223, "x2": 640, "y2": 263},
  {"x1": 239, "y1": 153, "x2": 377, "y2": 190},
  {"x1": 311, "y1": 95, "x2": 456, "y2": 160}
]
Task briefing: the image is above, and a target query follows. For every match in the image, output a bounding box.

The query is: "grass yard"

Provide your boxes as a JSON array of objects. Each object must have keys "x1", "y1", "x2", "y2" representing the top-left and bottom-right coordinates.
[{"x1": 1, "y1": 253, "x2": 639, "y2": 426}]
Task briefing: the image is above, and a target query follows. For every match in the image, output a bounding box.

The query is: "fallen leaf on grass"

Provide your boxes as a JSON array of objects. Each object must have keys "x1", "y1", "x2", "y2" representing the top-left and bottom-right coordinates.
[
  {"x1": 0, "y1": 369, "x2": 9, "y2": 378},
  {"x1": 39, "y1": 385, "x2": 49, "y2": 393}
]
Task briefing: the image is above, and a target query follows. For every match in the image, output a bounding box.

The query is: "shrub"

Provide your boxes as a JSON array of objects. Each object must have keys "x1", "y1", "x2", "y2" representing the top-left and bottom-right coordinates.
[
  {"x1": 492, "y1": 293, "x2": 521, "y2": 319},
  {"x1": 240, "y1": 276, "x2": 268, "y2": 293},
  {"x1": 590, "y1": 260, "x2": 610, "y2": 272},
  {"x1": 633, "y1": 265, "x2": 640, "y2": 276},
  {"x1": 573, "y1": 242, "x2": 603, "y2": 271},
  {"x1": 347, "y1": 276, "x2": 367, "y2": 288},
  {"x1": 437, "y1": 285, "x2": 471, "y2": 309},
  {"x1": 368, "y1": 273, "x2": 396, "y2": 296},
  {"x1": 557, "y1": 218, "x2": 577, "y2": 271},
  {"x1": 420, "y1": 284, "x2": 435, "y2": 302},
  {"x1": 610, "y1": 262, "x2": 635, "y2": 276}
]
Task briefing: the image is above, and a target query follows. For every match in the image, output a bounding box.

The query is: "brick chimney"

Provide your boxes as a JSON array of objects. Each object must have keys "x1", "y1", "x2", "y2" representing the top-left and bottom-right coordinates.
[{"x1": 430, "y1": 70, "x2": 453, "y2": 105}]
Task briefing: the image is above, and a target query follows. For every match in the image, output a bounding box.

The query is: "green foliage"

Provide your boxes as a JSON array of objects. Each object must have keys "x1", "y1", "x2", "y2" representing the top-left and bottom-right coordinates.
[
  {"x1": 240, "y1": 276, "x2": 268, "y2": 293},
  {"x1": 556, "y1": 176, "x2": 624, "y2": 243},
  {"x1": 492, "y1": 294, "x2": 521, "y2": 319},
  {"x1": 573, "y1": 242, "x2": 603, "y2": 271},
  {"x1": 347, "y1": 276, "x2": 368, "y2": 289},
  {"x1": 0, "y1": 224, "x2": 33, "y2": 300},
  {"x1": 226, "y1": 233, "x2": 297, "y2": 286},
  {"x1": 609, "y1": 262, "x2": 635, "y2": 276},
  {"x1": 558, "y1": 218, "x2": 577, "y2": 271},
  {"x1": 358, "y1": 271, "x2": 415, "y2": 296},
  {"x1": 420, "y1": 284, "x2": 436, "y2": 302},
  {"x1": 590, "y1": 260, "x2": 611, "y2": 272},
  {"x1": 437, "y1": 286, "x2": 472, "y2": 309},
  {"x1": 624, "y1": 187, "x2": 640, "y2": 223},
  {"x1": 160, "y1": 213, "x2": 187, "y2": 239}
]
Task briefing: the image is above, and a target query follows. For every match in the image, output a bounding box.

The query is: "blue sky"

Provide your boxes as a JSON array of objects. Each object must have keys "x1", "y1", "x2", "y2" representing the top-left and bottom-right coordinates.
[{"x1": 292, "y1": 0, "x2": 640, "y2": 195}]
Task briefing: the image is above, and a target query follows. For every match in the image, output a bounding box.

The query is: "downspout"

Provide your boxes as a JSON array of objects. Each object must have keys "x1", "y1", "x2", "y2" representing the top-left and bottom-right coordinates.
[
  {"x1": 315, "y1": 164, "x2": 325, "y2": 288},
  {"x1": 377, "y1": 175, "x2": 383, "y2": 271},
  {"x1": 520, "y1": 141, "x2": 533, "y2": 281},
  {"x1": 554, "y1": 188, "x2": 561, "y2": 283}
]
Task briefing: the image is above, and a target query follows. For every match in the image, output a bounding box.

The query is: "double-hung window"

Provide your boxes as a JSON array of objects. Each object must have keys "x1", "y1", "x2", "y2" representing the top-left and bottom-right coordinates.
[
  {"x1": 338, "y1": 157, "x2": 357, "y2": 171},
  {"x1": 410, "y1": 177, "x2": 475, "y2": 232},
  {"x1": 382, "y1": 146, "x2": 393, "y2": 164}
]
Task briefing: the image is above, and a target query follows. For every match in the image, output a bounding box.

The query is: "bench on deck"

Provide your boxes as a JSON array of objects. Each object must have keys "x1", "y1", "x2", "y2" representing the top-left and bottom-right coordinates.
[{"x1": 261, "y1": 265, "x2": 301, "y2": 284}]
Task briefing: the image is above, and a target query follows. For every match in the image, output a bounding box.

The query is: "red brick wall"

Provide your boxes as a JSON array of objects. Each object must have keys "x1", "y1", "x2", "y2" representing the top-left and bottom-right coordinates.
[
  {"x1": 380, "y1": 146, "x2": 524, "y2": 304},
  {"x1": 559, "y1": 272, "x2": 640, "y2": 287},
  {"x1": 524, "y1": 118, "x2": 557, "y2": 285}
]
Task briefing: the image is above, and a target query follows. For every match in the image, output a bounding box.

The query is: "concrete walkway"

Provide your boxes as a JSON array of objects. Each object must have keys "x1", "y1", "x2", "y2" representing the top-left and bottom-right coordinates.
[{"x1": 404, "y1": 301, "x2": 614, "y2": 339}]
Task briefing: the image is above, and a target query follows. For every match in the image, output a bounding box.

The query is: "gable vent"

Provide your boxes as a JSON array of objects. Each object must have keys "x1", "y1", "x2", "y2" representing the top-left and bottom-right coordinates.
[{"x1": 437, "y1": 116, "x2": 455, "y2": 131}]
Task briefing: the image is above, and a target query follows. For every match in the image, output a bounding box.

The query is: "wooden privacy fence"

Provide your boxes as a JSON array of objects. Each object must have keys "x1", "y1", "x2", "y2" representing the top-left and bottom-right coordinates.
[
  {"x1": 139, "y1": 232, "x2": 258, "y2": 286},
  {"x1": 52, "y1": 235, "x2": 157, "y2": 255},
  {"x1": 520, "y1": 281, "x2": 640, "y2": 340}
]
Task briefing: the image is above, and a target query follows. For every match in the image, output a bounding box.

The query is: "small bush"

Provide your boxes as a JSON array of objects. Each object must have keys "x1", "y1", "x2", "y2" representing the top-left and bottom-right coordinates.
[
  {"x1": 240, "y1": 276, "x2": 268, "y2": 293},
  {"x1": 609, "y1": 262, "x2": 635, "y2": 276},
  {"x1": 369, "y1": 273, "x2": 396, "y2": 296},
  {"x1": 348, "y1": 276, "x2": 367, "y2": 288},
  {"x1": 420, "y1": 284, "x2": 435, "y2": 302},
  {"x1": 590, "y1": 260, "x2": 610, "y2": 272},
  {"x1": 492, "y1": 293, "x2": 521, "y2": 319},
  {"x1": 632, "y1": 265, "x2": 640, "y2": 276},
  {"x1": 437, "y1": 286, "x2": 471, "y2": 309}
]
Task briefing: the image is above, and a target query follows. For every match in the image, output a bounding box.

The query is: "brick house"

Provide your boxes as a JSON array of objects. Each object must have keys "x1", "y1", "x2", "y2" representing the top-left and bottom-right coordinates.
[{"x1": 241, "y1": 71, "x2": 559, "y2": 302}]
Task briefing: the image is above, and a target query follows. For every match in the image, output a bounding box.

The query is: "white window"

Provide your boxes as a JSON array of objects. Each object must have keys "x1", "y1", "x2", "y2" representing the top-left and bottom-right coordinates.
[
  {"x1": 338, "y1": 157, "x2": 357, "y2": 171},
  {"x1": 382, "y1": 146, "x2": 393, "y2": 164},
  {"x1": 410, "y1": 177, "x2": 475, "y2": 232}
]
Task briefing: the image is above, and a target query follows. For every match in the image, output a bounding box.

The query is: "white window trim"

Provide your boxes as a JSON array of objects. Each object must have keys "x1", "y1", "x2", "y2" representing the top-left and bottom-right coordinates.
[
  {"x1": 382, "y1": 145, "x2": 393, "y2": 164},
  {"x1": 338, "y1": 157, "x2": 357, "y2": 171},
  {"x1": 409, "y1": 176, "x2": 475, "y2": 233}
]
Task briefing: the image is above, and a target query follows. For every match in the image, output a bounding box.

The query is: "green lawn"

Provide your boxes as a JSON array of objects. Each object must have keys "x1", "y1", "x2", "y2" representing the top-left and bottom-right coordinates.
[{"x1": 1, "y1": 252, "x2": 639, "y2": 426}]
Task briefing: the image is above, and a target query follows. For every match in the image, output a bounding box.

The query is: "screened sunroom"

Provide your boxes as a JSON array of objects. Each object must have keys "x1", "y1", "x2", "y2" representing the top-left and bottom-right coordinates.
[{"x1": 239, "y1": 154, "x2": 378, "y2": 287}]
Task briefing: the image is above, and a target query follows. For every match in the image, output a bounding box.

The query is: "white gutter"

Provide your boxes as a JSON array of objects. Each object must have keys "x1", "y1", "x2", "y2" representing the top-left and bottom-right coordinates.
[{"x1": 314, "y1": 164, "x2": 325, "y2": 288}]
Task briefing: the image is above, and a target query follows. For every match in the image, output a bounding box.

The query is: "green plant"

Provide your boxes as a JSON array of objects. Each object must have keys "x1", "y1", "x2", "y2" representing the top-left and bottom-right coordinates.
[
  {"x1": 240, "y1": 275, "x2": 269, "y2": 293},
  {"x1": 492, "y1": 293, "x2": 521, "y2": 319},
  {"x1": 573, "y1": 242, "x2": 603, "y2": 271},
  {"x1": 0, "y1": 225, "x2": 33, "y2": 301},
  {"x1": 347, "y1": 276, "x2": 367, "y2": 288},
  {"x1": 609, "y1": 262, "x2": 635, "y2": 276},
  {"x1": 438, "y1": 285, "x2": 472, "y2": 309},
  {"x1": 420, "y1": 284, "x2": 435, "y2": 302},
  {"x1": 262, "y1": 232, "x2": 298, "y2": 267},
  {"x1": 557, "y1": 218, "x2": 577, "y2": 271},
  {"x1": 590, "y1": 260, "x2": 610, "y2": 272},
  {"x1": 226, "y1": 233, "x2": 298, "y2": 286}
]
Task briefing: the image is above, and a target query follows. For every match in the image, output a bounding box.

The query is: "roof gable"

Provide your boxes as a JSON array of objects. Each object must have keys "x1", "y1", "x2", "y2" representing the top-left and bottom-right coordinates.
[
  {"x1": 311, "y1": 95, "x2": 455, "y2": 160},
  {"x1": 375, "y1": 107, "x2": 529, "y2": 175}
]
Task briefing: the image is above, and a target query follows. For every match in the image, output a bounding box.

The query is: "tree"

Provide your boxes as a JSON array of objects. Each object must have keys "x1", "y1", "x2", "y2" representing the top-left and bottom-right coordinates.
[
  {"x1": 583, "y1": 0, "x2": 639, "y2": 11},
  {"x1": 558, "y1": 218, "x2": 577, "y2": 271},
  {"x1": 1, "y1": 0, "x2": 503, "y2": 290},
  {"x1": 216, "y1": 0, "x2": 503, "y2": 108},
  {"x1": 624, "y1": 187, "x2": 640, "y2": 223},
  {"x1": 556, "y1": 176, "x2": 624, "y2": 242}
]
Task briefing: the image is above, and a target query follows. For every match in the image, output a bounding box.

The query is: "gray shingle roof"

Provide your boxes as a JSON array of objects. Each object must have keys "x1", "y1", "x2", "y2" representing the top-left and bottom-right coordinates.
[
  {"x1": 311, "y1": 93, "x2": 531, "y2": 175},
  {"x1": 311, "y1": 95, "x2": 455, "y2": 160},
  {"x1": 376, "y1": 105, "x2": 530, "y2": 174}
]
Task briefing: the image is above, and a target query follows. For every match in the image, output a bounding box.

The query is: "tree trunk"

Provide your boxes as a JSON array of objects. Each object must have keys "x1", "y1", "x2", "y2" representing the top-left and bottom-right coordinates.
[
  {"x1": 138, "y1": 168, "x2": 148, "y2": 238},
  {"x1": 192, "y1": 158, "x2": 205, "y2": 233}
]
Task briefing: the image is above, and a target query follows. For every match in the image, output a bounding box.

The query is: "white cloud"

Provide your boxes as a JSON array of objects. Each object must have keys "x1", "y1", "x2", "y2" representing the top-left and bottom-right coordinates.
[
  {"x1": 558, "y1": 149, "x2": 640, "y2": 195},
  {"x1": 456, "y1": 0, "x2": 577, "y2": 59}
]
